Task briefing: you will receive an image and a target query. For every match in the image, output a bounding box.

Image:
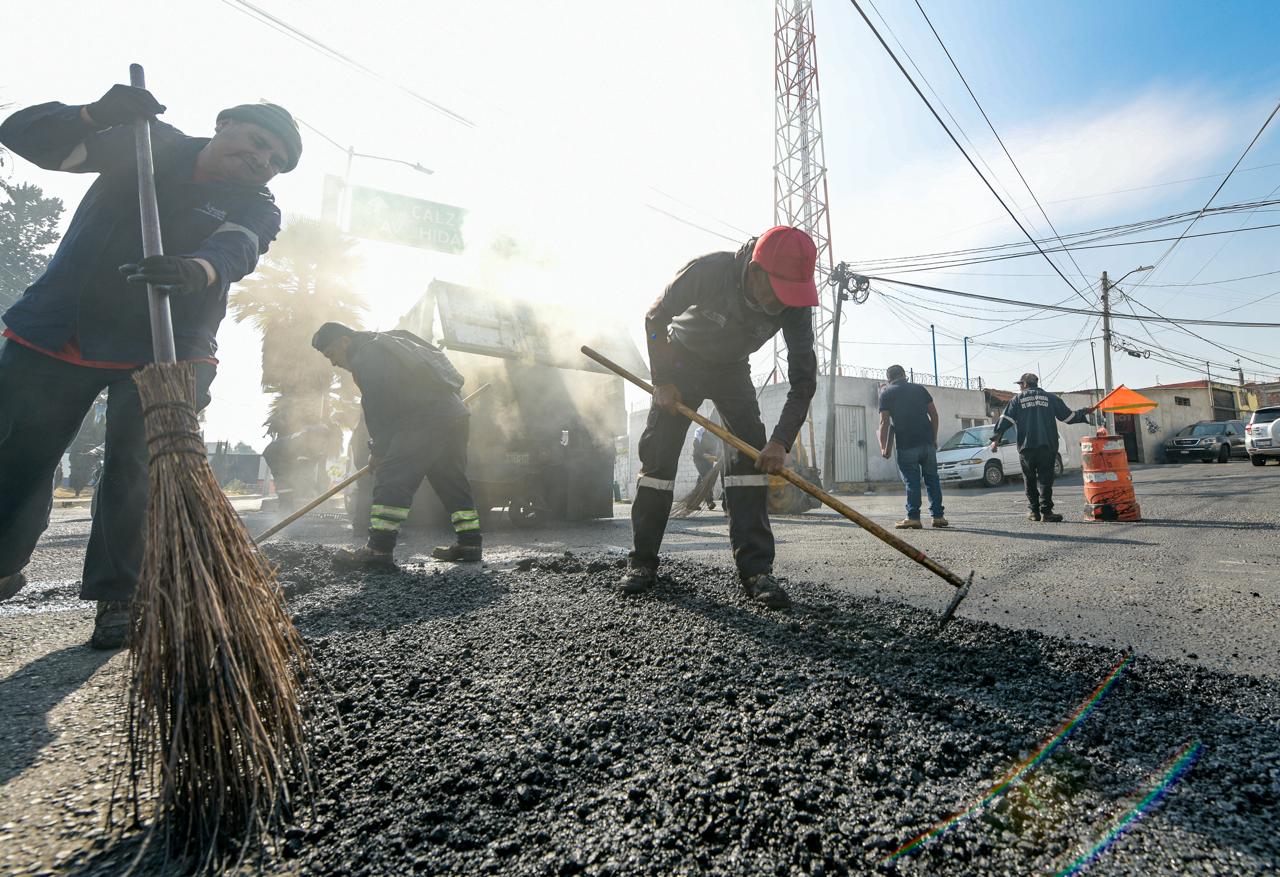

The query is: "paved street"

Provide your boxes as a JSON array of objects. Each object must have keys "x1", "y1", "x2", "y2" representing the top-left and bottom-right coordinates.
[{"x1": 6, "y1": 460, "x2": 1278, "y2": 679}]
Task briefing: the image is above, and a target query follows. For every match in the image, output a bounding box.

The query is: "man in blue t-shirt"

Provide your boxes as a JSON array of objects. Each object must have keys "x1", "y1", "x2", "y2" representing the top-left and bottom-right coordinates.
[{"x1": 877, "y1": 365, "x2": 947, "y2": 529}]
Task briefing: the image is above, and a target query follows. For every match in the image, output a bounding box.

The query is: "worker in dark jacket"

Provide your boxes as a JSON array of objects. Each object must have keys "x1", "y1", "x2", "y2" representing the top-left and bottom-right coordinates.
[
  {"x1": 690, "y1": 425, "x2": 720, "y2": 510},
  {"x1": 990, "y1": 372, "x2": 1090, "y2": 522},
  {"x1": 312, "y1": 323, "x2": 482, "y2": 568},
  {"x1": 623, "y1": 226, "x2": 819, "y2": 609},
  {"x1": 0, "y1": 84, "x2": 299, "y2": 649}
]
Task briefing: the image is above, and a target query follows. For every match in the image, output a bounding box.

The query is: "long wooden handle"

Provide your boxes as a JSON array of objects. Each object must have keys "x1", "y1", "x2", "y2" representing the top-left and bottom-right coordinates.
[
  {"x1": 253, "y1": 382, "x2": 492, "y2": 545},
  {"x1": 129, "y1": 63, "x2": 176, "y2": 364},
  {"x1": 581, "y1": 345, "x2": 967, "y2": 592}
]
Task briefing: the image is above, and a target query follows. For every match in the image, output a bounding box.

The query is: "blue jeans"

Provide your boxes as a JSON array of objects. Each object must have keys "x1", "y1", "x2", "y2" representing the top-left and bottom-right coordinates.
[{"x1": 896, "y1": 443, "x2": 945, "y2": 520}]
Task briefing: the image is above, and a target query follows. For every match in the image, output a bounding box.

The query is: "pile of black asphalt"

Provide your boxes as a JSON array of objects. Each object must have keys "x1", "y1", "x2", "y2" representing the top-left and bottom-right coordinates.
[{"x1": 234, "y1": 544, "x2": 1275, "y2": 876}]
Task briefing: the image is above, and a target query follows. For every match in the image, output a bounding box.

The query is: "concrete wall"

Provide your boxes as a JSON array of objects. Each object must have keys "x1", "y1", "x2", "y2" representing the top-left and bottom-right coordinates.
[{"x1": 620, "y1": 400, "x2": 719, "y2": 502}]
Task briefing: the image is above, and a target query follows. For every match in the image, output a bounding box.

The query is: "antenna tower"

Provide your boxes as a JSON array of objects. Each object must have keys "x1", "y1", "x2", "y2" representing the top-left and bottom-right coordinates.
[{"x1": 774, "y1": 0, "x2": 836, "y2": 375}]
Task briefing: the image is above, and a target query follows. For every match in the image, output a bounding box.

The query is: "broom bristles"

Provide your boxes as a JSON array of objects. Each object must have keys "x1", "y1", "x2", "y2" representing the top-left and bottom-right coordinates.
[
  {"x1": 670, "y1": 461, "x2": 722, "y2": 519},
  {"x1": 118, "y1": 362, "x2": 311, "y2": 871}
]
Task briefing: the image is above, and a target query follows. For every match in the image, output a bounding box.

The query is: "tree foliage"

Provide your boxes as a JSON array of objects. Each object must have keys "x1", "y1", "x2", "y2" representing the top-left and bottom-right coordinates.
[
  {"x1": 0, "y1": 180, "x2": 64, "y2": 314},
  {"x1": 230, "y1": 218, "x2": 367, "y2": 451}
]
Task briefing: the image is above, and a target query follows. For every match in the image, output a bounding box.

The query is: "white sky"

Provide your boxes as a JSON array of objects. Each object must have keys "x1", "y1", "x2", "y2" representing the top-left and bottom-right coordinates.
[{"x1": 3, "y1": 0, "x2": 1278, "y2": 448}]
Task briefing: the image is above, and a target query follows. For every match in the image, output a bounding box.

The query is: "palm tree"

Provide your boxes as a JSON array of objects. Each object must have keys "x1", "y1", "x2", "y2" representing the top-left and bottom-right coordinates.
[{"x1": 230, "y1": 218, "x2": 367, "y2": 455}]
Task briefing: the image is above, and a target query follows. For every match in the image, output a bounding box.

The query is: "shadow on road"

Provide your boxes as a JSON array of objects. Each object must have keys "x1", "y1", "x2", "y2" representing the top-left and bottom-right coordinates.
[
  {"x1": 944, "y1": 526, "x2": 1154, "y2": 546},
  {"x1": 0, "y1": 645, "x2": 113, "y2": 785}
]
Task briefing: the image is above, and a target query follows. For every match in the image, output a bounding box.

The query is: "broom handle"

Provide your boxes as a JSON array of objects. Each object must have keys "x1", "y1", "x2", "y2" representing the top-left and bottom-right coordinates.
[
  {"x1": 254, "y1": 382, "x2": 491, "y2": 544},
  {"x1": 581, "y1": 345, "x2": 968, "y2": 592},
  {"x1": 129, "y1": 64, "x2": 177, "y2": 365}
]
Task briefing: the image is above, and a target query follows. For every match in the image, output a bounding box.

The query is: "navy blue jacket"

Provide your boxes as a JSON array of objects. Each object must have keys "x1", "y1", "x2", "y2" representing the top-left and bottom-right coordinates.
[
  {"x1": 992, "y1": 386, "x2": 1088, "y2": 451},
  {"x1": 0, "y1": 102, "x2": 281, "y2": 362}
]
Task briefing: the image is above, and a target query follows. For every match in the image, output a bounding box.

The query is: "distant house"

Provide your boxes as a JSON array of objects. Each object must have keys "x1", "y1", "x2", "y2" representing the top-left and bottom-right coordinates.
[{"x1": 1118, "y1": 380, "x2": 1260, "y2": 464}]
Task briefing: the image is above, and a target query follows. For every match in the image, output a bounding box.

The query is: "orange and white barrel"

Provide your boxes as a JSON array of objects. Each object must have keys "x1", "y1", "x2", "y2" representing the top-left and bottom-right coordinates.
[{"x1": 1080, "y1": 428, "x2": 1141, "y2": 521}]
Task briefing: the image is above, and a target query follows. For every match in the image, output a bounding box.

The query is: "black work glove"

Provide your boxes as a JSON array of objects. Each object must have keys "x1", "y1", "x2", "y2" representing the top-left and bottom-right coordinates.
[
  {"x1": 119, "y1": 256, "x2": 209, "y2": 296},
  {"x1": 84, "y1": 84, "x2": 166, "y2": 128}
]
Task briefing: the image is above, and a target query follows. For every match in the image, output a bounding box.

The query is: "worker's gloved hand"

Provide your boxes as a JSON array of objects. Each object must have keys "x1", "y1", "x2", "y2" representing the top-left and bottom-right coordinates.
[
  {"x1": 653, "y1": 383, "x2": 683, "y2": 414},
  {"x1": 119, "y1": 256, "x2": 209, "y2": 296},
  {"x1": 755, "y1": 440, "x2": 788, "y2": 475},
  {"x1": 83, "y1": 84, "x2": 166, "y2": 128}
]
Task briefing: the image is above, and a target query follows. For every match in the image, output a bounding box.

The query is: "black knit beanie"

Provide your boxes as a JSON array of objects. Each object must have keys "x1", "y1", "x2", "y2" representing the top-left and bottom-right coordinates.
[{"x1": 216, "y1": 102, "x2": 303, "y2": 172}]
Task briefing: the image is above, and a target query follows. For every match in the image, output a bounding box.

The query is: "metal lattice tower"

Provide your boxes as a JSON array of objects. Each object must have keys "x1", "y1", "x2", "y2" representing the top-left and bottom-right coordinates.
[{"x1": 774, "y1": 0, "x2": 835, "y2": 375}]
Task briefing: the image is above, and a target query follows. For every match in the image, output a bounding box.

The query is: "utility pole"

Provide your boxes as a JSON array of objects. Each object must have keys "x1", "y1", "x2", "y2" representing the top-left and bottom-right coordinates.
[
  {"x1": 821, "y1": 285, "x2": 846, "y2": 489},
  {"x1": 930, "y1": 325, "x2": 938, "y2": 386},
  {"x1": 963, "y1": 336, "x2": 970, "y2": 389},
  {"x1": 1099, "y1": 266, "x2": 1154, "y2": 431}
]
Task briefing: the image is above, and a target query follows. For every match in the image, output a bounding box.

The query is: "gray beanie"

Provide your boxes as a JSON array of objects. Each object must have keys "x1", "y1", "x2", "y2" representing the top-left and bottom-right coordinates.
[{"x1": 216, "y1": 102, "x2": 303, "y2": 172}]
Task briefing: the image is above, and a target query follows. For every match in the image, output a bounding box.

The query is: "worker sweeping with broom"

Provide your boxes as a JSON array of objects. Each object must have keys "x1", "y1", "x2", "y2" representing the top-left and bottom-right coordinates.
[
  {"x1": 0, "y1": 82, "x2": 300, "y2": 648},
  {"x1": 623, "y1": 226, "x2": 819, "y2": 609},
  {"x1": 312, "y1": 322, "x2": 483, "y2": 568}
]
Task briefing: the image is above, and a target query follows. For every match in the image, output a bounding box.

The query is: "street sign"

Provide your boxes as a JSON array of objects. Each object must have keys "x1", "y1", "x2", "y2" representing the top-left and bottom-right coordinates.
[{"x1": 348, "y1": 185, "x2": 465, "y2": 254}]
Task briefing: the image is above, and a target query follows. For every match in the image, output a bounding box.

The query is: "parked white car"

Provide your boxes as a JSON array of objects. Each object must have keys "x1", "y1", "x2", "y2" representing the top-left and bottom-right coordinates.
[
  {"x1": 1246, "y1": 406, "x2": 1280, "y2": 465},
  {"x1": 936, "y1": 424, "x2": 1064, "y2": 487}
]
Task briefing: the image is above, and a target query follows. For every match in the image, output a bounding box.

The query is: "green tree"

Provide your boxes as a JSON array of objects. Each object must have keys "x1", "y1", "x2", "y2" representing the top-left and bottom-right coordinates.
[
  {"x1": 229, "y1": 218, "x2": 367, "y2": 454},
  {"x1": 0, "y1": 180, "x2": 64, "y2": 314}
]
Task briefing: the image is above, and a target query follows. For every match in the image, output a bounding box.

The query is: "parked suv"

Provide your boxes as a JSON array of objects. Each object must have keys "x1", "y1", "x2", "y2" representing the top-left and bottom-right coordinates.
[
  {"x1": 1163, "y1": 420, "x2": 1246, "y2": 463},
  {"x1": 1245, "y1": 406, "x2": 1280, "y2": 465},
  {"x1": 936, "y1": 424, "x2": 1064, "y2": 487}
]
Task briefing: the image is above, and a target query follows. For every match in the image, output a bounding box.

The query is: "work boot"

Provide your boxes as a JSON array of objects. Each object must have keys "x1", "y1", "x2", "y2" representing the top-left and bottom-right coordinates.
[
  {"x1": 894, "y1": 518, "x2": 923, "y2": 530},
  {"x1": 619, "y1": 566, "x2": 656, "y2": 596},
  {"x1": 1027, "y1": 511, "x2": 1041, "y2": 522},
  {"x1": 333, "y1": 545, "x2": 397, "y2": 572},
  {"x1": 931, "y1": 517, "x2": 950, "y2": 528},
  {"x1": 432, "y1": 542, "x2": 482, "y2": 562},
  {"x1": 1041, "y1": 512, "x2": 1064, "y2": 523},
  {"x1": 90, "y1": 600, "x2": 131, "y2": 650},
  {"x1": 743, "y1": 573, "x2": 792, "y2": 610},
  {"x1": 0, "y1": 571, "x2": 27, "y2": 602}
]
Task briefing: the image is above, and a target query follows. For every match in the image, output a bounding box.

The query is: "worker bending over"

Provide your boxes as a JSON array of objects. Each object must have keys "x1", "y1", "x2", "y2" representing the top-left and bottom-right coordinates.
[
  {"x1": 312, "y1": 323, "x2": 481, "y2": 568},
  {"x1": 0, "y1": 84, "x2": 298, "y2": 648},
  {"x1": 624, "y1": 226, "x2": 819, "y2": 609}
]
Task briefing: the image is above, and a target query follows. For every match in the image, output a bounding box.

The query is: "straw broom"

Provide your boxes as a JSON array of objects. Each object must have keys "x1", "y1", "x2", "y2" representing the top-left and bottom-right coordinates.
[
  {"x1": 669, "y1": 460, "x2": 721, "y2": 519},
  {"x1": 116, "y1": 64, "x2": 310, "y2": 870}
]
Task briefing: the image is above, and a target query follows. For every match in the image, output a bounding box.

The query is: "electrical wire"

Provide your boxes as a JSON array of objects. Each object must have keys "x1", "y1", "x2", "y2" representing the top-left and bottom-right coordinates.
[
  {"x1": 912, "y1": 0, "x2": 1092, "y2": 289},
  {"x1": 846, "y1": 0, "x2": 1091, "y2": 306}
]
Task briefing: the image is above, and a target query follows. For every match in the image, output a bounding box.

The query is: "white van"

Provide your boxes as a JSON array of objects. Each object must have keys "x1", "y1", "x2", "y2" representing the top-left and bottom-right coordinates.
[{"x1": 935, "y1": 424, "x2": 1064, "y2": 487}]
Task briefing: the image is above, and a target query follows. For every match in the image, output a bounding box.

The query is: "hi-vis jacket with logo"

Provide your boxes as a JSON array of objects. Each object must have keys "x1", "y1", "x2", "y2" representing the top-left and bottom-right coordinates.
[
  {"x1": 992, "y1": 386, "x2": 1089, "y2": 451},
  {"x1": 645, "y1": 239, "x2": 817, "y2": 451},
  {"x1": 0, "y1": 102, "x2": 281, "y2": 363}
]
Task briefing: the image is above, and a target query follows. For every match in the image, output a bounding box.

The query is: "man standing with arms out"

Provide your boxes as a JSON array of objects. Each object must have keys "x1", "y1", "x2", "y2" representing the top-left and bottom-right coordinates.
[
  {"x1": 990, "y1": 372, "x2": 1090, "y2": 522},
  {"x1": 622, "y1": 227, "x2": 819, "y2": 610},
  {"x1": 312, "y1": 323, "x2": 483, "y2": 569},
  {"x1": 0, "y1": 85, "x2": 299, "y2": 648},
  {"x1": 877, "y1": 365, "x2": 948, "y2": 530}
]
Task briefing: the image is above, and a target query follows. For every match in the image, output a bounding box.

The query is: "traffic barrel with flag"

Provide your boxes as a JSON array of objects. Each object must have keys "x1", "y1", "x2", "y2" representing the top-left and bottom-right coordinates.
[{"x1": 1080, "y1": 385, "x2": 1157, "y2": 521}]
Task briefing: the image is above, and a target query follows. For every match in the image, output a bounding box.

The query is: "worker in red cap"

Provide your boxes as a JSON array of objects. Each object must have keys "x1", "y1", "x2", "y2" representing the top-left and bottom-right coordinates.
[{"x1": 622, "y1": 227, "x2": 819, "y2": 609}]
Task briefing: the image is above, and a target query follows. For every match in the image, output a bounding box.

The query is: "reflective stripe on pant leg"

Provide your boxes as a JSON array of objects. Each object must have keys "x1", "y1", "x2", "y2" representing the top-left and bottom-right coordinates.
[
  {"x1": 370, "y1": 504, "x2": 410, "y2": 532},
  {"x1": 637, "y1": 476, "x2": 676, "y2": 491},
  {"x1": 450, "y1": 509, "x2": 481, "y2": 532},
  {"x1": 722, "y1": 474, "x2": 771, "y2": 488}
]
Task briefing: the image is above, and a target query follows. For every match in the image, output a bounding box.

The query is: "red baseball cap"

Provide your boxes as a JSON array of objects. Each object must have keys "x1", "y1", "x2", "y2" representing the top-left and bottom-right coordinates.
[{"x1": 752, "y1": 226, "x2": 820, "y2": 307}]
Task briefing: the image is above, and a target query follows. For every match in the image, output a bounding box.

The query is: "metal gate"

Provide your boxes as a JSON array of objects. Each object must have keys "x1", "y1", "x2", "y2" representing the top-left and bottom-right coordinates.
[{"x1": 834, "y1": 404, "x2": 868, "y2": 482}]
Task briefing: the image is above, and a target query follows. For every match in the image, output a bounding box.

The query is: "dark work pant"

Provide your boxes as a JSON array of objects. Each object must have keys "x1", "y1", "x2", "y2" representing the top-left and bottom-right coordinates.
[
  {"x1": 0, "y1": 341, "x2": 214, "y2": 600},
  {"x1": 631, "y1": 358, "x2": 773, "y2": 580},
  {"x1": 1019, "y1": 445, "x2": 1058, "y2": 514},
  {"x1": 369, "y1": 415, "x2": 479, "y2": 552}
]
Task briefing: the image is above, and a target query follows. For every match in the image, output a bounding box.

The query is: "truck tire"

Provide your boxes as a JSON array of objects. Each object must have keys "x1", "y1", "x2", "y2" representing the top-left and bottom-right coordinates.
[{"x1": 982, "y1": 460, "x2": 1004, "y2": 487}]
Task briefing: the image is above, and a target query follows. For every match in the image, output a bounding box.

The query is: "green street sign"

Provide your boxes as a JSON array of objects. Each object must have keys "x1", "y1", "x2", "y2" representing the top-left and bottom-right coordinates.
[{"x1": 348, "y1": 185, "x2": 465, "y2": 254}]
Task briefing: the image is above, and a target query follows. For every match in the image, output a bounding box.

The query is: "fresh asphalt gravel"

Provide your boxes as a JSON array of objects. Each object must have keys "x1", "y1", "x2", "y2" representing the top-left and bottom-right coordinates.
[
  {"x1": 4, "y1": 463, "x2": 1278, "y2": 875},
  {"x1": 249, "y1": 544, "x2": 1275, "y2": 876}
]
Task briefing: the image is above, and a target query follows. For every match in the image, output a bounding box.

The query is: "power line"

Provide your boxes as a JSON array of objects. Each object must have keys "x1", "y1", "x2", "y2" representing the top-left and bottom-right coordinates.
[
  {"x1": 220, "y1": 0, "x2": 476, "y2": 128},
  {"x1": 644, "y1": 204, "x2": 742, "y2": 244},
  {"x1": 846, "y1": 0, "x2": 1092, "y2": 306},
  {"x1": 912, "y1": 0, "x2": 1091, "y2": 289},
  {"x1": 870, "y1": 275, "x2": 1280, "y2": 327}
]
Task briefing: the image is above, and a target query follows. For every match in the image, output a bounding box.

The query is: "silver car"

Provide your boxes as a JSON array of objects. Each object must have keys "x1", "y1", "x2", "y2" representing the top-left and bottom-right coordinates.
[{"x1": 1246, "y1": 406, "x2": 1280, "y2": 466}]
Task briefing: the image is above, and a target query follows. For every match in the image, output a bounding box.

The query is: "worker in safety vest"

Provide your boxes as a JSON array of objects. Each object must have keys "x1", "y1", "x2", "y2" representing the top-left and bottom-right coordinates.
[
  {"x1": 312, "y1": 322, "x2": 482, "y2": 568},
  {"x1": 990, "y1": 372, "x2": 1090, "y2": 522},
  {"x1": 623, "y1": 227, "x2": 818, "y2": 609}
]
